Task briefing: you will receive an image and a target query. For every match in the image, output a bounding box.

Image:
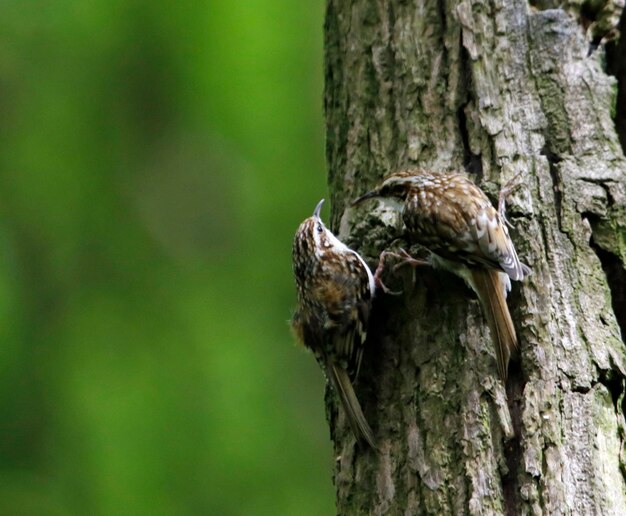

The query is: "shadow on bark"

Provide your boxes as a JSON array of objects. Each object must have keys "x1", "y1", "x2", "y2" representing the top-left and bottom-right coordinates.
[{"x1": 607, "y1": 4, "x2": 626, "y2": 152}]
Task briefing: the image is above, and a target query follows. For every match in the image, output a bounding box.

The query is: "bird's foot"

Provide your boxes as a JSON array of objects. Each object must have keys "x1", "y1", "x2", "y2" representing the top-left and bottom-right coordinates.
[
  {"x1": 390, "y1": 248, "x2": 430, "y2": 272},
  {"x1": 373, "y1": 251, "x2": 403, "y2": 296}
]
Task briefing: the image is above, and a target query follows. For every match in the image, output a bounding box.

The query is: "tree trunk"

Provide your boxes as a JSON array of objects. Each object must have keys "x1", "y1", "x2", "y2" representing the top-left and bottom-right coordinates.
[{"x1": 324, "y1": 0, "x2": 626, "y2": 514}]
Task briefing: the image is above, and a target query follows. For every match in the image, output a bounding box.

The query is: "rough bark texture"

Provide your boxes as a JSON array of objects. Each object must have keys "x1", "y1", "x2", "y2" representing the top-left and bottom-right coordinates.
[{"x1": 324, "y1": 0, "x2": 626, "y2": 514}]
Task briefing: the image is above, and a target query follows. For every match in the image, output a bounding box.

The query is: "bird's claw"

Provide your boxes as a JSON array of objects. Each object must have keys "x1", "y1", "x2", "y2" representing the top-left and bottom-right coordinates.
[
  {"x1": 391, "y1": 248, "x2": 429, "y2": 271},
  {"x1": 374, "y1": 276, "x2": 402, "y2": 296},
  {"x1": 372, "y1": 249, "x2": 429, "y2": 295},
  {"x1": 373, "y1": 251, "x2": 403, "y2": 296}
]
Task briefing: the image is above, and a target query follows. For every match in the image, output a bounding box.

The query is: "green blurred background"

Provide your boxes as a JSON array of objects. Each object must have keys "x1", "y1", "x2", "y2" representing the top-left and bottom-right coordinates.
[{"x1": 0, "y1": 1, "x2": 334, "y2": 514}]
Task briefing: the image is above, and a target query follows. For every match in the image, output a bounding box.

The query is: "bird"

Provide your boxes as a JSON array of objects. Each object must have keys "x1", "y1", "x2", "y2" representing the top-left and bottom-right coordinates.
[
  {"x1": 291, "y1": 199, "x2": 378, "y2": 449},
  {"x1": 352, "y1": 170, "x2": 531, "y2": 380}
]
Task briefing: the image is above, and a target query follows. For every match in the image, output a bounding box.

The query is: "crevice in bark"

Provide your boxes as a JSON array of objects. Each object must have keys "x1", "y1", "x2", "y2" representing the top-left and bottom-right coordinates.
[
  {"x1": 527, "y1": 1, "x2": 557, "y2": 12},
  {"x1": 457, "y1": 105, "x2": 482, "y2": 178},
  {"x1": 540, "y1": 143, "x2": 564, "y2": 232},
  {"x1": 502, "y1": 373, "x2": 524, "y2": 516},
  {"x1": 457, "y1": 43, "x2": 482, "y2": 180},
  {"x1": 436, "y1": 0, "x2": 453, "y2": 170},
  {"x1": 589, "y1": 235, "x2": 626, "y2": 345},
  {"x1": 384, "y1": 2, "x2": 400, "y2": 172},
  {"x1": 436, "y1": 0, "x2": 449, "y2": 86},
  {"x1": 571, "y1": 371, "x2": 625, "y2": 416},
  {"x1": 599, "y1": 369, "x2": 626, "y2": 416},
  {"x1": 456, "y1": 13, "x2": 484, "y2": 183},
  {"x1": 580, "y1": 0, "x2": 607, "y2": 49},
  {"x1": 606, "y1": 6, "x2": 626, "y2": 154}
]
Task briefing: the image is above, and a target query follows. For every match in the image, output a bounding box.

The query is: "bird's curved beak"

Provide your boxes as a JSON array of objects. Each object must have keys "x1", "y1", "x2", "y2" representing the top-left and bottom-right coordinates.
[
  {"x1": 351, "y1": 190, "x2": 379, "y2": 206},
  {"x1": 312, "y1": 198, "x2": 325, "y2": 218}
]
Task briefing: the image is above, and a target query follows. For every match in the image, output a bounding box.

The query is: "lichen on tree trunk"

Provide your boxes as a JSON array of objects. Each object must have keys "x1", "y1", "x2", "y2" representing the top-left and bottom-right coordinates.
[{"x1": 323, "y1": 0, "x2": 626, "y2": 514}]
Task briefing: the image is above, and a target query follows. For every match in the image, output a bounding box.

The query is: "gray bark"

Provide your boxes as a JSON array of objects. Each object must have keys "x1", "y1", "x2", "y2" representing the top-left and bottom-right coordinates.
[{"x1": 324, "y1": 0, "x2": 626, "y2": 514}]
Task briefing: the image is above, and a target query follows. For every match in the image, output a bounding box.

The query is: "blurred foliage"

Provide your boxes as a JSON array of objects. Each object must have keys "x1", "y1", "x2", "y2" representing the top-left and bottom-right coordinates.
[{"x1": 0, "y1": 1, "x2": 333, "y2": 514}]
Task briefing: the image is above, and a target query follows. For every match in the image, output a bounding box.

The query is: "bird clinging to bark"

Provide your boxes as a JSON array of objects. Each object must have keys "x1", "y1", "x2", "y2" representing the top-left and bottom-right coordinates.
[
  {"x1": 291, "y1": 199, "x2": 377, "y2": 449},
  {"x1": 353, "y1": 170, "x2": 531, "y2": 380}
]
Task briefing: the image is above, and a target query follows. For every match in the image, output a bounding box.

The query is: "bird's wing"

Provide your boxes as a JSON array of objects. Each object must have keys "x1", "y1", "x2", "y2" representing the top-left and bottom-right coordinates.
[
  {"x1": 307, "y1": 252, "x2": 371, "y2": 379},
  {"x1": 405, "y1": 174, "x2": 528, "y2": 280}
]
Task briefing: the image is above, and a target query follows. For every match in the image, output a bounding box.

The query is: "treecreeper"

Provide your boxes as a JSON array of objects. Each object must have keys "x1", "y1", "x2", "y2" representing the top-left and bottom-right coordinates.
[
  {"x1": 353, "y1": 169, "x2": 531, "y2": 380},
  {"x1": 291, "y1": 199, "x2": 378, "y2": 449}
]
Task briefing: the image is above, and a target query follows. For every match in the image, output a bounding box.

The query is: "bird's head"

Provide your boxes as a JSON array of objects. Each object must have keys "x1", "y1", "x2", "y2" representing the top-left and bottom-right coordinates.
[
  {"x1": 352, "y1": 172, "x2": 418, "y2": 206},
  {"x1": 293, "y1": 199, "x2": 346, "y2": 262}
]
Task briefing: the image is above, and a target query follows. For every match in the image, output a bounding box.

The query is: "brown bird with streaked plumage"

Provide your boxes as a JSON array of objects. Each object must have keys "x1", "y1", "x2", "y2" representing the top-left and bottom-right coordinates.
[
  {"x1": 291, "y1": 199, "x2": 377, "y2": 449},
  {"x1": 353, "y1": 170, "x2": 530, "y2": 380}
]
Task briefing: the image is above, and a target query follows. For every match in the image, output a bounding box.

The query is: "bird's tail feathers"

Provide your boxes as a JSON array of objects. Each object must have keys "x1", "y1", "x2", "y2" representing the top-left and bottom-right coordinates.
[
  {"x1": 470, "y1": 268, "x2": 517, "y2": 380},
  {"x1": 328, "y1": 363, "x2": 378, "y2": 450}
]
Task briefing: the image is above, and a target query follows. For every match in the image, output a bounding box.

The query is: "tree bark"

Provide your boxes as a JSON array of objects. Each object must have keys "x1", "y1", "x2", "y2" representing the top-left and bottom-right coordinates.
[{"x1": 324, "y1": 1, "x2": 626, "y2": 514}]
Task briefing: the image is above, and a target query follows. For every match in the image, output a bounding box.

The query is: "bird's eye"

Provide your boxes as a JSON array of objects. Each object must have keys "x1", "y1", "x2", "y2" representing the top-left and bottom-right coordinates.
[{"x1": 317, "y1": 224, "x2": 323, "y2": 233}]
